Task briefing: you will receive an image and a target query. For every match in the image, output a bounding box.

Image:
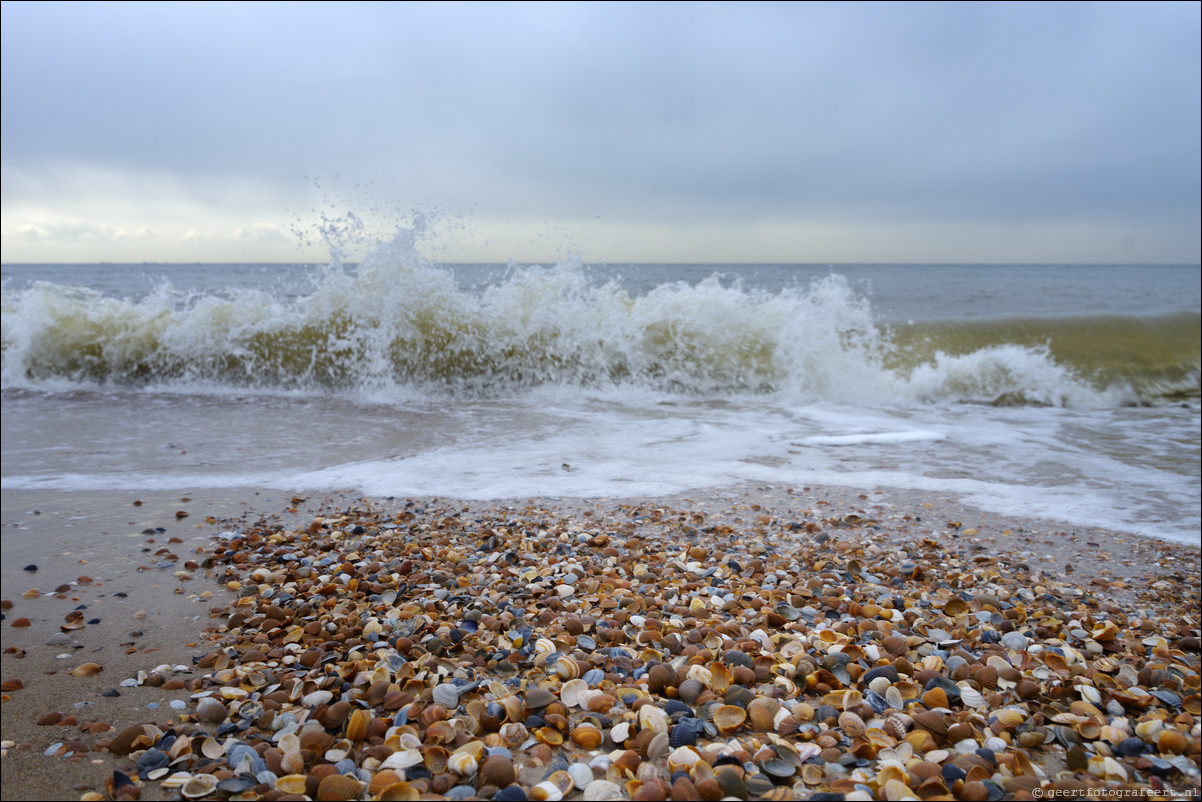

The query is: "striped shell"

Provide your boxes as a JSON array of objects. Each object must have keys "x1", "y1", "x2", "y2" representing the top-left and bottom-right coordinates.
[
  {"x1": 316, "y1": 773, "x2": 363, "y2": 801},
  {"x1": 346, "y1": 708, "x2": 370, "y2": 741}
]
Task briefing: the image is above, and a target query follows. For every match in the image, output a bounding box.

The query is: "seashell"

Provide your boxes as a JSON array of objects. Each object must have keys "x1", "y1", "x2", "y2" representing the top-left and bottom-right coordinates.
[
  {"x1": 480, "y1": 753, "x2": 517, "y2": 787},
  {"x1": 715, "y1": 767, "x2": 747, "y2": 798},
  {"x1": 302, "y1": 689, "x2": 334, "y2": 708},
  {"x1": 759, "y1": 757, "x2": 795, "y2": 779},
  {"x1": 959, "y1": 685, "x2": 986, "y2": 709},
  {"x1": 275, "y1": 774, "x2": 309, "y2": 795},
  {"x1": 560, "y1": 677, "x2": 589, "y2": 709},
  {"x1": 535, "y1": 726, "x2": 564, "y2": 746},
  {"x1": 584, "y1": 780, "x2": 625, "y2": 801},
  {"x1": 70, "y1": 662, "x2": 103, "y2": 677},
  {"x1": 990, "y1": 707, "x2": 1026, "y2": 732},
  {"x1": 667, "y1": 745, "x2": 702, "y2": 774},
  {"x1": 801, "y1": 762, "x2": 825, "y2": 785},
  {"x1": 922, "y1": 686, "x2": 948, "y2": 709},
  {"x1": 1157, "y1": 729, "x2": 1187, "y2": 754},
  {"x1": 280, "y1": 749, "x2": 306, "y2": 775},
  {"x1": 647, "y1": 663, "x2": 674, "y2": 693},
  {"x1": 913, "y1": 710, "x2": 948, "y2": 738},
  {"x1": 712, "y1": 704, "x2": 746, "y2": 734},
  {"x1": 300, "y1": 727, "x2": 336, "y2": 753},
  {"x1": 746, "y1": 697, "x2": 780, "y2": 731},
  {"x1": 708, "y1": 662, "x2": 733, "y2": 694},
  {"x1": 431, "y1": 683, "x2": 461, "y2": 708},
  {"x1": 723, "y1": 684, "x2": 755, "y2": 708},
  {"x1": 525, "y1": 687, "x2": 556, "y2": 711},
  {"x1": 346, "y1": 707, "x2": 370, "y2": 741},
  {"x1": 108, "y1": 724, "x2": 157, "y2": 756},
  {"x1": 838, "y1": 710, "x2": 867, "y2": 739},
  {"x1": 379, "y1": 748, "x2": 423, "y2": 772},
  {"x1": 744, "y1": 772, "x2": 775, "y2": 798},
  {"x1": 638, "y1": 704, "x2": 669, "y2": 734},
  {"x1": 316, "y1": 773, "x2": 363, "y2": 801},
  {"x1": 448, "y1": 749, "x2": 478, "y2": 776},
  {"x1": 571, "y1": 723, "x2": 604, "y2": 750},
  {"x1": 181, "y1": 773, "x2": 218, "y2": 799},
  {"x1": 555, "y1": 657, "x2": 582, "y2": 680},
  {"x1": 677, "y1": 678, "x2": 706, "y2": 705}
]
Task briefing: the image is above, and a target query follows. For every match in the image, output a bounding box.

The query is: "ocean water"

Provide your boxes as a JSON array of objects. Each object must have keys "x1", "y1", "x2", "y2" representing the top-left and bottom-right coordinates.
[{"x1": 2, "y1": 232, "x2": 1199, "y2": 543}]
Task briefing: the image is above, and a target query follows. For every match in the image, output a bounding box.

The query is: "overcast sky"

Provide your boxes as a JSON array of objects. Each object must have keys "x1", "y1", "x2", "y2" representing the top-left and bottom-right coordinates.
[{"x1": 2, "y1": 1, "x2": 1198, "y2": 264}]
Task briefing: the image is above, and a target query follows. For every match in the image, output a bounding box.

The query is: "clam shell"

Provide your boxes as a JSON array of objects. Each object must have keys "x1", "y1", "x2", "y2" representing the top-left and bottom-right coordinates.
[
  {"x1": 431, "y1": 683, "x2": 461, "y2": 708},
  {"x1": 570, "y1": 723, "x2": 604, "y2": 750},
  {"x1": 69, "y1": 662, "x2": 103, "y2": 677},
  {"x1": 181, "y1": 773, "x2": 219, "y2": 799},
  {"x1": 481, "y1": 753, "x2": 517, "y2": 787},
  {"x1": 316, "y1": 773, "x2": 363, "y2": 801},
  {"x1": 448, "y1": 750, "x2": 478, "y2": 776},
  {"x1": 638, "y1": 704, "x2": 669, "y2": 734},
  {"x1": 275, "y1": 774, "x2": 309, "y2": 795},
  {"x1": 712, "y1": 704, "x2": 746, "y2": 734},
  {"x1": 346, "y1": 708, "x2": 370, "y2": 741},
  {"x1": 838, "y1": 710, "x2": 867, "y2": 739},
  {"x1": 746, "y1": 697, "x2": 780, "y2": 732}
]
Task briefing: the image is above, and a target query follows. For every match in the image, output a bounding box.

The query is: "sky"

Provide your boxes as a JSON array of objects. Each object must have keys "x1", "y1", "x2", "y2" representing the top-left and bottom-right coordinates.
[{"x1": 2, "y1": 1, "x2": 1199, "y2": 264}]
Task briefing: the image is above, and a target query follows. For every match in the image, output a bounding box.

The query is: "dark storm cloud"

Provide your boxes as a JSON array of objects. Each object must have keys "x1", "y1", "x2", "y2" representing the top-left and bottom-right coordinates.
[{"x1": 2, "y1": 1, "x2": 1199, "y2": 252}]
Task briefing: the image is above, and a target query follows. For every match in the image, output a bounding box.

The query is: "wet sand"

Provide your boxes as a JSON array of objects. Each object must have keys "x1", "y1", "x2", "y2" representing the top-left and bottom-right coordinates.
[{"x1": 1, "y1": 484, "x2": 1198, "y2": 801}]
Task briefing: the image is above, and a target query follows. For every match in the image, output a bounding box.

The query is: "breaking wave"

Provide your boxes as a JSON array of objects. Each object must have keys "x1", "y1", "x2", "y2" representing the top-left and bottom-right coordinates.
[{"x1": 3, "y1": 232, "x2": 1198, "y2": 407}]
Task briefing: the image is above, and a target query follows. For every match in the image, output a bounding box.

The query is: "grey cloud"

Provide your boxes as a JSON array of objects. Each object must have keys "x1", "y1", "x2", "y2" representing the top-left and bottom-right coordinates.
[{"x1": 2, "y1": 1, "x2": 1198, "y2": 234}]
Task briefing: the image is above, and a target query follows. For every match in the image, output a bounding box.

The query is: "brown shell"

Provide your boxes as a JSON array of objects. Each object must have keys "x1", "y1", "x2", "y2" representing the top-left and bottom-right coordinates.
[
  {"x1": 108, "y1": 724, "x2": 155, "y2": 756},
  {"x1": 525, "y1": 687, "x2": 557, "y2": 711},
  {"x1": 883, "y1": 713, "x2": 910, "y2": 741},
  {"x1": 713, "y1": 704, "x2": 747, "y2": 735},
  {"x1": 1157, "y1": 729, "x2": 1187, "y2": 754},
  {"x1": 671, "y1": 776, "x2": 701, "y2": 801},
  {"x1": 883, "y1": 634, "x2": 909, "y2": 656},
  {"x1": 913, "y1": 710, "x2": 948, "y2": 738},
  {"x1": 746, "y1": 697, "x2": 780, "y2": 732},
  {"x1": 630, "y1": 728, "x2": 658, "y2": 757},
  {"x1": 69, "y1": 662, "x2": 103, "y2": 677},
  {"x1": 838, "y1": 711, "x2": 867, "y2": 739},
  {"x1": 715, "y1": 767, "x2": 747, "y2": 798},
  {"x1": 316, "y1": 773, "x2": 363, "y2": 801},
  {"x1": 479, "y1": 755, "x2": 517, "y2": 788},
  {"x1": 323, "y1": 699, "x2": 353, "y2": 729},
  {"x1": 571, "y1": 723, "x2": 604, "y2": 750},
  {"x1": 723, "y1": 685, "x2": 755, "y2": 708},
  {"x1": 346, "y1": 708, "x2": 370, "y2": 742},
  {"x1": 368, "y1": 770, "x2": 404, "y2": 796},
  {"x1": 647, "y1": 663, "x2": 674, "y2": 693},
  {"x1": 975, "y1": 665, "x2": 998, "y2": 690},
  {"x1": 921, "y1": 687, "x2": 948, "y2": 709},
  {"x1": 299, "y1": 728, "x2": 336, "y2": 754},
  {"x1": 775, "y1": 714, "x2": 800, "y2": 736}
]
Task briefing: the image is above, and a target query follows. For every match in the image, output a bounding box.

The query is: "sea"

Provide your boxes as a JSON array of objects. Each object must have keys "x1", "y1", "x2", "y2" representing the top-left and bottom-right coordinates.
[{"x1": 2, "y1": 232, "x2": 1199, "y2": 544}]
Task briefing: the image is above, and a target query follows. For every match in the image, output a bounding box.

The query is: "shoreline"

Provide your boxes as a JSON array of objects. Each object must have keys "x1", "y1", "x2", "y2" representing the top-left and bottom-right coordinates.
[{"x1": 2, "y1": 484, "x2": 1199, "y2": 801}]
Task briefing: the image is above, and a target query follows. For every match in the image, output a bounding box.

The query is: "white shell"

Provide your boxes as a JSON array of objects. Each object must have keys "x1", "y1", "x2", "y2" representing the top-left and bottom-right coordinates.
[
  {"x1": 380, "y1": 748, "x2": 423, "y2": 771},
  {"x1": 301, "y1": 689, "x2": 333, "y2": 707},
  {"x1": 182, "y1": 773, "x2": 219, "y2": 799},
  {"x1": 958, "y1": 685, "x2": 987, "y2": 709},
  {"x1": 432, "y1": 683, "x2": 461, "y2": 708}
]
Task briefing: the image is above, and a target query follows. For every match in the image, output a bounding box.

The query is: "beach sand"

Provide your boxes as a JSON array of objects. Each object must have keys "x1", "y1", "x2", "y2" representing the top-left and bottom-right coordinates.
[{"x1": 1, "y1": 484, "x2": 1198, "y2": 801}]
